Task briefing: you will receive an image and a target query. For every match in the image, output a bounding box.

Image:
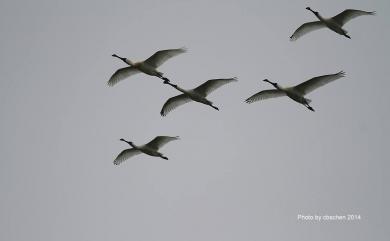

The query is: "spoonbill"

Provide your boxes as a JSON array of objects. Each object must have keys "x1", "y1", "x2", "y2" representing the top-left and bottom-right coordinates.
[
  {"x1": 113, "y1": 136, "x2": 179, "y2": 165},
  {"x1": 160, "y1": 78, "x2": 237, "y2": 116},
  {"x1": 245, "y1": 71, "x2": 345, "y2": 111},
  {"x1": 108, "y1": 48, "x2": 186, "y2": 86},
  {"x1": 290, "y1": 8, "x2": 375, "y2": 40}
]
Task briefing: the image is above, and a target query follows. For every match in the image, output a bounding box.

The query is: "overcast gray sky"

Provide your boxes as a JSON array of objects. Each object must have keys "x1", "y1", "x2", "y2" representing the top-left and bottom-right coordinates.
[{"x1": 1, "y1": 0, "x2": 389, "y2": 240}]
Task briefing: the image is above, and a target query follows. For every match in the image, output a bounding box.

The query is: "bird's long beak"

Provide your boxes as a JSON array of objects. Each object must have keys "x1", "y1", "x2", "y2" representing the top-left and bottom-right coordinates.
[
  {"x1": 306, "y1": 7, "x2": 316, "y2": 14},
  {"x1": 112, "y1": 54, "x2": 126, "y2": 62},
  {"x1": 263, "y1": 79, "x2": 272, "y2": 84}
]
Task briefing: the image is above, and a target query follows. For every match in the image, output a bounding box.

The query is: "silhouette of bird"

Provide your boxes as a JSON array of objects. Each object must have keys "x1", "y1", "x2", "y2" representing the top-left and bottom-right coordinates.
[
  {"x1": 113, "y1": 136, "x2": 179, "y2": 165},
  {"x1": 160, "y1": 78, "x2": 237, "y2": 116},
  {"x1": 290, "y1": 7, "x2": 375, "y2": 40},
  {"x1": 245, "y1": 71, "x2": 345, "y2": 111},
  {"x1": 108, "y1": 48, "x2": 186, "y2": 86}
]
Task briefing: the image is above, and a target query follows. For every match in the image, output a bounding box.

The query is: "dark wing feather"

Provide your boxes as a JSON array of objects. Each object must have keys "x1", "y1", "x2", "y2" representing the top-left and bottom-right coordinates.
[
  {"x1": 145, "y1": 136, "x2": 180, "y2": 151},
  {"x1": 294, "y1": 71, "x2": 345, "y2": 95},
  {"x1": 193, "y1": 78, "x2": 237, "y2": 97},
  {"x1": 245, "y1": 89, "x2": 286, "y2": 103},
  {"x1": 160, "y1": 94, "x2": 192, "y2": 116},
  {"x1": 144, "y1": 48, "x2": 186, "y2": 68},
  {"x1": 332, "y1": 9, "x2": 375, "y2": 26},
  {"x1": 290, "y1": 21, "x2": 325, "y2": 41},
  {"x1": 113, "y1": 148, "x2": 141, "y2": 165},
  {"x1": 108, "y1": 67, "x2": 140, "y2": 86}
]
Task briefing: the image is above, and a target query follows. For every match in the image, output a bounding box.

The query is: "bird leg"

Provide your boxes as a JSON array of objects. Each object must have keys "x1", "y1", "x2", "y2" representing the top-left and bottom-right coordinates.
[
  {"x1": 155, "y1": 73, "x2": 171, "y2": 83},
  {"x1": 160, "y1": 155, "x2": 168, "y2": 160},
  {"x1": 210, "y1": 105, "x2": 219, "y2": 111},
  {"x1": 161, "y1": 76, "x2": 171, "y2": 84},
  {"x1": 343, "y1": 33, "x2": 351, "y2": 39},
  {"x1": 305, "y1": 104, "x2": 315, "y2": 112}
]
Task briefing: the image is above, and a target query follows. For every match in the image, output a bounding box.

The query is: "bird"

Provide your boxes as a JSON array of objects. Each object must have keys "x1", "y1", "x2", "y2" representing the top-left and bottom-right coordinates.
[
  {"x1": 108, "y1": 48, "x2": 186, "y2": 86},
  {"x1": 290, "y1": 7, "x2": 375, "y2": 40},
  {"x1": 160, "y1": 78, "x2": 238, "y2": 116},
  {"x1": 113, "y1": 136, "x2": 179, "y2": 165},
  {"x1": 245, "y1": 71, "x2": 345, "y2": 111}
]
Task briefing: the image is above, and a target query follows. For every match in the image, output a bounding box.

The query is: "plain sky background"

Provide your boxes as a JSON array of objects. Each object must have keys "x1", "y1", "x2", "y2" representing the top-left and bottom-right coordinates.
[{"x1": 1, "y1": 0, "x2": 389, "y2": 240}]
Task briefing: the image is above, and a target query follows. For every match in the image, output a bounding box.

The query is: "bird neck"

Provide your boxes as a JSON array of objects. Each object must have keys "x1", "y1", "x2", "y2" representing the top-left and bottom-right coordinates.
[
  {"x1": 128, "y1": 142, "x2": 138, "y2": 149},
  {"x1": 125, "y1": 59, "x2": 134, "y2": 66},
  {"x1": 274, "y1": 83, "x2": 283, "y2": 91}
]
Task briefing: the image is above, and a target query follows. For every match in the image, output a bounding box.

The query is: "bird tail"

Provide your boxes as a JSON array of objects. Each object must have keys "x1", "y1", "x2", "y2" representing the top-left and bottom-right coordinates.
[{"x1": 305, "y1": 98, "x2": 312, "y2": 104}]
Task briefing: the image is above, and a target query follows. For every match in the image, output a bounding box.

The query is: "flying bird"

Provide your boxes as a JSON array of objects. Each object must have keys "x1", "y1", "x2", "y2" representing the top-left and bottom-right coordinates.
[
  {"x1": 290, "y1": 7, "x2": 375, "y2": 40},
  {"x1": 113, "y1": 136, "x2": 179, "y2": 165},
  {"x1": 160, "y1": 78, "x2": 237, "y2": 116},
  {"x1": 108, "y1": 48, "x2": 186, "y2": 86},
  {"x1": 245, "y1": 71, "x2": 345, "y2": 111}
]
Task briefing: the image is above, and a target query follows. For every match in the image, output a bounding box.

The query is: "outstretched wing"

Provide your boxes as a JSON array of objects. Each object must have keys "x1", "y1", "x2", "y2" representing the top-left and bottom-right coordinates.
[
  {"x1": 193, "y1": 77, "x2": 237, "y2": 97},
  {"x1": 144, "y1": 48, "x2": 187, "y2": 68},
  {"x1": 108, "y1": 67, "x2": 140, "y2": 86},
  {"x1": 113, "y1": 148, "x2": 141, "y2": 165},
  {"x1": 245, "y1": 89, "x2": 286, "y2": 104},
  {"x1": 294, "y1": 71, "x2": 345, "y2": 95},
  {"x1": 160, "y1": 94, "x2": 192, "y2": 116},
  {"x1": 332, "y1": 9, "x2": 375, "y2": 26},
  {"x1": 145, "y1": 136, "x2": 180, "y2": 151},
  {"x1": 290, "y1": 21, "x2": 325, "y2": 41}
]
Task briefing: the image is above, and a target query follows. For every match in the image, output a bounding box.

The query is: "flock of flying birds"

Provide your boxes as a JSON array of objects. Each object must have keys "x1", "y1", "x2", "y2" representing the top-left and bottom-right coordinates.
[{"x1": 108, "y1": 7, "x2": 375, "y2": 165}]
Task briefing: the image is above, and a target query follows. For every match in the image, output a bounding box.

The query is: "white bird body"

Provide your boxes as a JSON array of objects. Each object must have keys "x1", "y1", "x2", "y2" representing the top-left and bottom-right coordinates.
[
  {"x1": 160, "y1": 78, "x2": 237, "y2": 116},
  {"x1": 283, "y1": 87, "x2": 312, "y2": 105},
  {"x1": 136, "y1": 145, "x2": 162, "y2": 157},
  {"x1": 245, "y1": 71, "x2": 345, "y2": 111},
  {"x1": 128, "y1": 61, "x2": 161, "y2": 76},
  {"x1": 322, "y1": 18, "x2": 347, "y2": 35},
  {"x1": 176, "y1": 88, "x2": 212, "y2": 106},
  {"x1": 108, "y1": 48, "x2": 186, "y2": 86},
  {"x1": 113, "y1": 136, "x2": 180, "y2": 165},
  {"x1": 290, "y1": 7, "x2": 375, "y2": 40}
]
